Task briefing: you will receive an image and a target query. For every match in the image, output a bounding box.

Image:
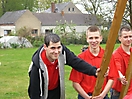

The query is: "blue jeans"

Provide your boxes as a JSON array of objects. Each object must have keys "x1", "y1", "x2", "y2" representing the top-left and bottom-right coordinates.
[
  {"x1": 110, "y1": 89, "x2": 120, "y2": 99},
  {"x1": 78, "y1": 93, "x2": 109, "y2": 99}
]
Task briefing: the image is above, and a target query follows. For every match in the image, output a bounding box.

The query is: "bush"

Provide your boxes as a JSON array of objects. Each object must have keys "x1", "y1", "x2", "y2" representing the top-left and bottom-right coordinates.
[
  {"x1": 10, "y1": 43, "x2": 19, "y2": 48},
  {"x1": 101, "y1": 30, "x2": 109, "y2": 44},
  {"x1": 0, "y1": 42, "x2": 3, "y2": 49},
  {"x1": 33, "y1": 40, "x2": 43, "y2": 47},
  {"x1": 16, "y1": 27, "x2": 31, "y2": 38}
]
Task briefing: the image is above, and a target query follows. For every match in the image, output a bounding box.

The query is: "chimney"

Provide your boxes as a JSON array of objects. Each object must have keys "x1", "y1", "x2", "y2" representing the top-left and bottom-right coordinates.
[
  {"x1": 61, "y1": 11, "x2": 64, "y2": 16},
  {"x1": 51, "y1": 3, "x2": 55, "y2": 13}
]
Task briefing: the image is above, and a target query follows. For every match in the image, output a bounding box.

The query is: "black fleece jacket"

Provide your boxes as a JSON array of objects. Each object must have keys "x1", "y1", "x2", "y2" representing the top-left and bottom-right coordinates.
[{"x1": 28, "y1": 44, "x2": 97, "y2": 99}]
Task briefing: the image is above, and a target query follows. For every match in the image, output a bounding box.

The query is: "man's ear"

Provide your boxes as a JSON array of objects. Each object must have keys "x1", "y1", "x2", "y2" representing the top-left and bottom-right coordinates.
[
  {"x1": 44, "y1": 44, "x2": 47, "y2": 49},
  {"x1": 118, "y1": 36, "x2": 121, "y2": 42},
  {"x1": 86, "y1": 37, "x2": 89, "y2": 43},
  {"x1": 100, "y1": 35, "x2": 103, "y2": 42}
]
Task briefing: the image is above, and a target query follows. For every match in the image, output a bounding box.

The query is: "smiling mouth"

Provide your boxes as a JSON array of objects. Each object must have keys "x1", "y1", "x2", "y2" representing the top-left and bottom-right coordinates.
[
  {"x1": 92, "y1": 44, "x2": 97, "y2": 46},
  {"x1": 54, "y1": 54, "x2": 59, "y2": 57}
]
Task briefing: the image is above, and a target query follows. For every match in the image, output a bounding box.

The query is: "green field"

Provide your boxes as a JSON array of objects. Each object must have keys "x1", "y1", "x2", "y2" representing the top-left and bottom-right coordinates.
[{"x1": 0, "y1": 44, "x2": 120, "y2": 99}]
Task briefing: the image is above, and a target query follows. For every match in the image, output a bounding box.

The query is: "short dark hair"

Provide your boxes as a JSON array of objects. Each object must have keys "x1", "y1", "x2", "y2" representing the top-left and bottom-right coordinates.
[
  {"x1": 44, "y1": 33, "x2": 60, "y2": 47},
  {"x1": 118, "y1": 25, "x2": 131, "y2": 36}
]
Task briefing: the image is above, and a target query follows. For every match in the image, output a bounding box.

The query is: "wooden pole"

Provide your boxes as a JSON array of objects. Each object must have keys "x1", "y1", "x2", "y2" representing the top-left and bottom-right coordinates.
[
  {"x1": 92, "y1": 0, "x2": 127, "y2": 96},
  {"x1": 119, "y1": 52, "x2": 132, "y2": 99}
]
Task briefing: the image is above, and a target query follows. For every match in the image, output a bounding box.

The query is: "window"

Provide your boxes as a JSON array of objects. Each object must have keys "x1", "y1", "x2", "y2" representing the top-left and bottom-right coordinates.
[
  {"x1": 72, "y1": 8, "x2": 74, "y2": 11},
  {"x1": 45, "y1": 29, "x2": 53, "y2": 34},
  {"x1": 4, "y1": 30, "x2": 11, "y2": 36},
  {"x1": 32, "y1": 29, "x2": 38, "y2": 34},
  {"x1": 68, "y1": 8, "x2": 70, "y2": 11}
]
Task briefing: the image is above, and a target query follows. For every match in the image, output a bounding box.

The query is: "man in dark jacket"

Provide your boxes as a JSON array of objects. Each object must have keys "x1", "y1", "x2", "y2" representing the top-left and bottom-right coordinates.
[{"x1": 28, "y1": 33, "x2": 99, "y2": 99}]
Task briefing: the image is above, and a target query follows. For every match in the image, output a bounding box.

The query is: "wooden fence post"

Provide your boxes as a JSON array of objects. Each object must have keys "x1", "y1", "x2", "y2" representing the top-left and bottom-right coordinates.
[
  {"x1": 92, "y1": 0, "x2": 127, "y2": 96},
  {"x1": 119, "y1": 52, "x2": 132, "y2": 99}
]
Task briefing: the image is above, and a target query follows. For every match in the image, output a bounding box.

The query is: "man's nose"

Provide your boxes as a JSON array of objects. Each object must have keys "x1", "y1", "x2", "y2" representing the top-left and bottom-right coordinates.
[
  {"x1": 92, "y1": 38, "x2": 96, "y2": 42},
  {"x1": 54, "y1": 49, "x2": 59, "y2": 53}
]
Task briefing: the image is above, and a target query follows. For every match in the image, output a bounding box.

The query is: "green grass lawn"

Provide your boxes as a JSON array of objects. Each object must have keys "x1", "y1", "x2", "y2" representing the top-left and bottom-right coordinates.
[{"x1": 0, "y1": 44, "x2": 120, "y2": 99}]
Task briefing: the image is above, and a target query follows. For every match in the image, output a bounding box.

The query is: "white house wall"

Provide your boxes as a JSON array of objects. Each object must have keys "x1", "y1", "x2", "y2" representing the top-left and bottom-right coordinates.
[
  {"x1": 0, "y1": 26, "x2": 15, "y2": 36},
  {"x1": 0, "y1": 27, "x2": 4, "y2": 36},
  {"x1": 41, "y1": 26, "x2": 56, "y2": 34},
  {"x1": 41, "y1": 26, "x2": 88, "y2": 34},
  {"x1": 64, "y1": 26, "x2": 87, "y2": 33},
  {"x1": 74, "y1": 26, "x2": 87, "y2": 33}
]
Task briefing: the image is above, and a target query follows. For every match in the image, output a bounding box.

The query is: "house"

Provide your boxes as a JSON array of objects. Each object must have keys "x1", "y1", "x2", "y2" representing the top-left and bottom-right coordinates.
[
  {"x1": 34, "y1": 2, "x2": 98, "y2": 34},
  {"x1": 33, "y1": 12, "x2": 98, "y2": 34},
  {"x1": 45, "y1": 2, "x2": 82, "y2": 14},
  {"x1": 0, "y1": 10, "x2": 41, "y2": 36},
  {"x1": 0, "y1": 2, "x2": 99, "y2": 37}
]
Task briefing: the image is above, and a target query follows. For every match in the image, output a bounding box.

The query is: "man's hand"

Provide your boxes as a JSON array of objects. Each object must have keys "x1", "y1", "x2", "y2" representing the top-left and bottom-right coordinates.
[
  {"x1": 95, "y1": 67, "x2": 109, "y2": 77},
  {"x1": 85, "y1": 96, "x2": 92, "y2": 99},
  {"x1": 119, "y1": 76, "x2": 128, "y2": 85},
  {"x1": 92, "y1": 95, "x2": 104, "y2": 99},
  {"x1": 118, "y1": 71, "x2": 128, "y2": 85},
  {"x1": 104, "y1": 67, "x2": 109, "y2": 77},
  {"x1": 95, "y1": 68, "x2": 100, "y2": 76}
]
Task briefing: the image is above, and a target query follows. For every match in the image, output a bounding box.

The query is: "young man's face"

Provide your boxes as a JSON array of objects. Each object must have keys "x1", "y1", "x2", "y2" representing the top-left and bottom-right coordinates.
[
  {"x1": 44, "y1": 41, "x2": 62, "y2": 62},
  {"x1": 119, "y1": 30, "x2": 132, "y2": 47},
  {"x1": 86, "y1": 31, "x2": 102, "y2": 50}
]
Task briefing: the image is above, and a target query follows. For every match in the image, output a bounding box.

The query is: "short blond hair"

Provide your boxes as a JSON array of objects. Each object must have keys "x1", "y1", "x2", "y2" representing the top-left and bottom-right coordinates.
[{"x1": 86, "y1": 26, "x2": 101, "y2": 37}]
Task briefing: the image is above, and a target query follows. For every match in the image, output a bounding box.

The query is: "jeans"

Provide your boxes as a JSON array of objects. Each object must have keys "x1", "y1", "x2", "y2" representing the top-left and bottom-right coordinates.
[
  {"x1": 110, "y1": 89, "x2": 120, "y2": 99},
  {"x1": 47, "y1": 85, "x2": 60, "y2": 99},
  {"x1": 78, "y1": 93, "x2": 109, "y2": 99}
]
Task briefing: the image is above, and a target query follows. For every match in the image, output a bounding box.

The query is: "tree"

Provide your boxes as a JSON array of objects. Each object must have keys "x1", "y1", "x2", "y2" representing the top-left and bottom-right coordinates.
[
  {"x1": 16, "y1": 27, "x2": 32, "y2": 48},
  {"x1": 75, "y1": 0, "x2": 115, "y2": 28},
  {"x1": 54, "y1": 21, "x2": 76, "y2": 45},
  {"x1": 0, "y1": 0, "x2": 36, "y2": 16},
  {"x1": 77, "y1": 0, "x2": 132, "y2": 28},
  {"x1": 123, "y1": 0, "x2": 132, "y2": 27},
  {"x1": 35, "y1": 0, "x2": 72, "y2": 12},
  {"x1": 0, "y1": 0, "x2": 73, "y2": 16},
  {"x1": 100, "y1": 0, "x2": 132, "y2": 28}
]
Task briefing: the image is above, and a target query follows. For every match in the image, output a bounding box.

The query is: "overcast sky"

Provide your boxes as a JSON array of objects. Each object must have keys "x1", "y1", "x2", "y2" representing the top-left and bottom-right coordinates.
[
  {"x1": 72, "y1": 0, "x2": 88, "y2": 13},
  {"x1": 72, "y1": 0, "x2": 114, "y2": 16}
]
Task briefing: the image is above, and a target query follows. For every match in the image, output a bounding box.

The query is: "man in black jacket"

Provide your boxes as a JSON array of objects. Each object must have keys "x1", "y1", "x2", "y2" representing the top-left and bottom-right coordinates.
[{"x1": 28, "y1": 33, "x2": 99, "y2": 99}]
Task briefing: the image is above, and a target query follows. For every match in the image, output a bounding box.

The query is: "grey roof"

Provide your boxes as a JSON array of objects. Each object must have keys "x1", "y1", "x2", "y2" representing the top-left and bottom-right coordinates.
[
  {"x1": 33, "y1": 13, "x2": 98, "y2": 26},
  {"x1": 0, "y1": 9, "x2": 98, "y2": 26},
  {"x1": 0, "y1": 10, "x2": 27, "y2": 25},
  {"x1": 45, "y1": 2, "x2": 70, "y2": 13}
]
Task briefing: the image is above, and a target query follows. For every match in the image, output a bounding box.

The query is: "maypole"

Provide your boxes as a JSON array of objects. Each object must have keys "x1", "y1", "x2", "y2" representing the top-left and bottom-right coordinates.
[
  {"x1": 92, "y1": 0, "x2": 127, "y2": 96},
  {"x1": 119, "y1": 52, "x2": 132, "y2": 99}
]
